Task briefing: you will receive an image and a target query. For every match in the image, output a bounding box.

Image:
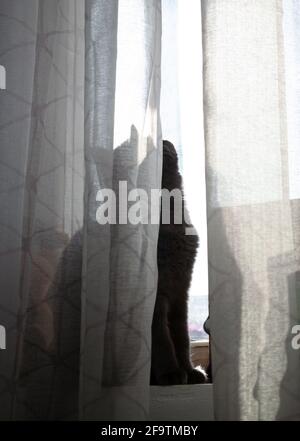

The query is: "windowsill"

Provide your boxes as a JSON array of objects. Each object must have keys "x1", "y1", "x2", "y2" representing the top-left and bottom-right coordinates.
[
  {"x1": 149, "y1": 340, "x2": 212, "y2": 420},
  {"x1": 190, "y1": 339, "x2": 210, "y2": 372},
  {"x1": 150, "y1": 383, "x2": 214, "y2": 421},
  {"x1": 190, "y1": 339, "x2": 209, "y2": 348}
]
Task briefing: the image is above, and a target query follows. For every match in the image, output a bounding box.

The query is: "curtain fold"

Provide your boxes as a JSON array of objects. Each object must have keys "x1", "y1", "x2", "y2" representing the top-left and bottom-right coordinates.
[
  {"x1": 82, "y1": 0, "x2": 162, "y2": 420},
  {"x1": 202, "y1": 0, "x2": 300, "y2": 421},
  {"x1": 0, "y1": 0, "x2": 85, "y2": 419}
]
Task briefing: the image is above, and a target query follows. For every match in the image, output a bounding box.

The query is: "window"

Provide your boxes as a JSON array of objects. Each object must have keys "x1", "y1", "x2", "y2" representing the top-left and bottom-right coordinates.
[{"x1": 161, "y1": 0, "x2": 209, "y2": 342}]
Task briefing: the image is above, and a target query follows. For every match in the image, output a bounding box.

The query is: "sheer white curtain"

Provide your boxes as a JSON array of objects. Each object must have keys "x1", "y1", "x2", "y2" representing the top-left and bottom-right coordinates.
[
  {"x1": 202, "y1": 0, "x2": 300, "y2": 421},
  {"x1": 83, "y1": 0, "x2": 161, "y2": 420},
  {"x1": 0, "y1": 0, "x2": 161, "y2": 421},
  {"x1": 0, "y1": 0, "x2": 85, "y2": 419}
]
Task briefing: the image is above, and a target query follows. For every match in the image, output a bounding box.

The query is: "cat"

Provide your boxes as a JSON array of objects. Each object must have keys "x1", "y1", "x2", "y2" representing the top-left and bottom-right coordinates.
[{"x1": 151, "y1": 140, "x2": 207, "y2": 385}]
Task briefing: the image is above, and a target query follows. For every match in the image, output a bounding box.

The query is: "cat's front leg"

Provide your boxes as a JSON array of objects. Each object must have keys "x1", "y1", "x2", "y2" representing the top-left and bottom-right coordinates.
[
  {"x1": 169, "y1": 306, "x2": 207, "y2": 384},
  {"x1": 151, "y1": 295, "x2": 188, "y2": 385}
]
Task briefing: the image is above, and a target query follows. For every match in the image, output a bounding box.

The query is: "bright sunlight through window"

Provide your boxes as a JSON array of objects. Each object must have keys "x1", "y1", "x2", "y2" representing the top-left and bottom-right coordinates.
[{"x1": 161, "y1": 0, "x2": 209, "y2": 341}]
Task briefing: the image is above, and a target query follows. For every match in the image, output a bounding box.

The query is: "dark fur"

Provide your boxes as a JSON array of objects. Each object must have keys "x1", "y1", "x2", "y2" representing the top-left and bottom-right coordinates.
[{"x1": 150, "y1": 141, "x2": 206, "y2": 385}]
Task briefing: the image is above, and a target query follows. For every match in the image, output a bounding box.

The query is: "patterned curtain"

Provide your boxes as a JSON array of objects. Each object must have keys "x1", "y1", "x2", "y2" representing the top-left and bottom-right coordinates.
[{"x1": 0, "y1": 0, "x2": 162, "y2": 420}]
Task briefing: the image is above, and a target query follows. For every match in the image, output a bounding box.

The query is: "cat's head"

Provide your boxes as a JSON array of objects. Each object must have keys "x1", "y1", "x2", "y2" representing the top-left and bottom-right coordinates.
[
  {"x1": 162, "y1": 140, "x2": 179, "y2": 170},
  {"x1": 162, "y1": 140, "x2": 181, "y2": 190}
]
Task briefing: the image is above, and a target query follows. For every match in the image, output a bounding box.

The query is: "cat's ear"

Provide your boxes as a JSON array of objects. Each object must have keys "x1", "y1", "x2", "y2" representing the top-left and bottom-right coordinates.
[
  {"x1": 163, "y1": 140, "x2": 176, "y2": 153},
  {"x1": 162, "y1": 140, "x2": 178, "y2": 164}
]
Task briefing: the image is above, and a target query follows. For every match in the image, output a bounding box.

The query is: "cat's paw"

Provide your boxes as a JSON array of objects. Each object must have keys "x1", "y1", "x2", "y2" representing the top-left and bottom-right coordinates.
[
  {"x1": 156, "y1": 369, "x2": 188, "y2": 386},
  {"x1": 187, "y1": 367, "x2": 207, "y2": 384}
]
